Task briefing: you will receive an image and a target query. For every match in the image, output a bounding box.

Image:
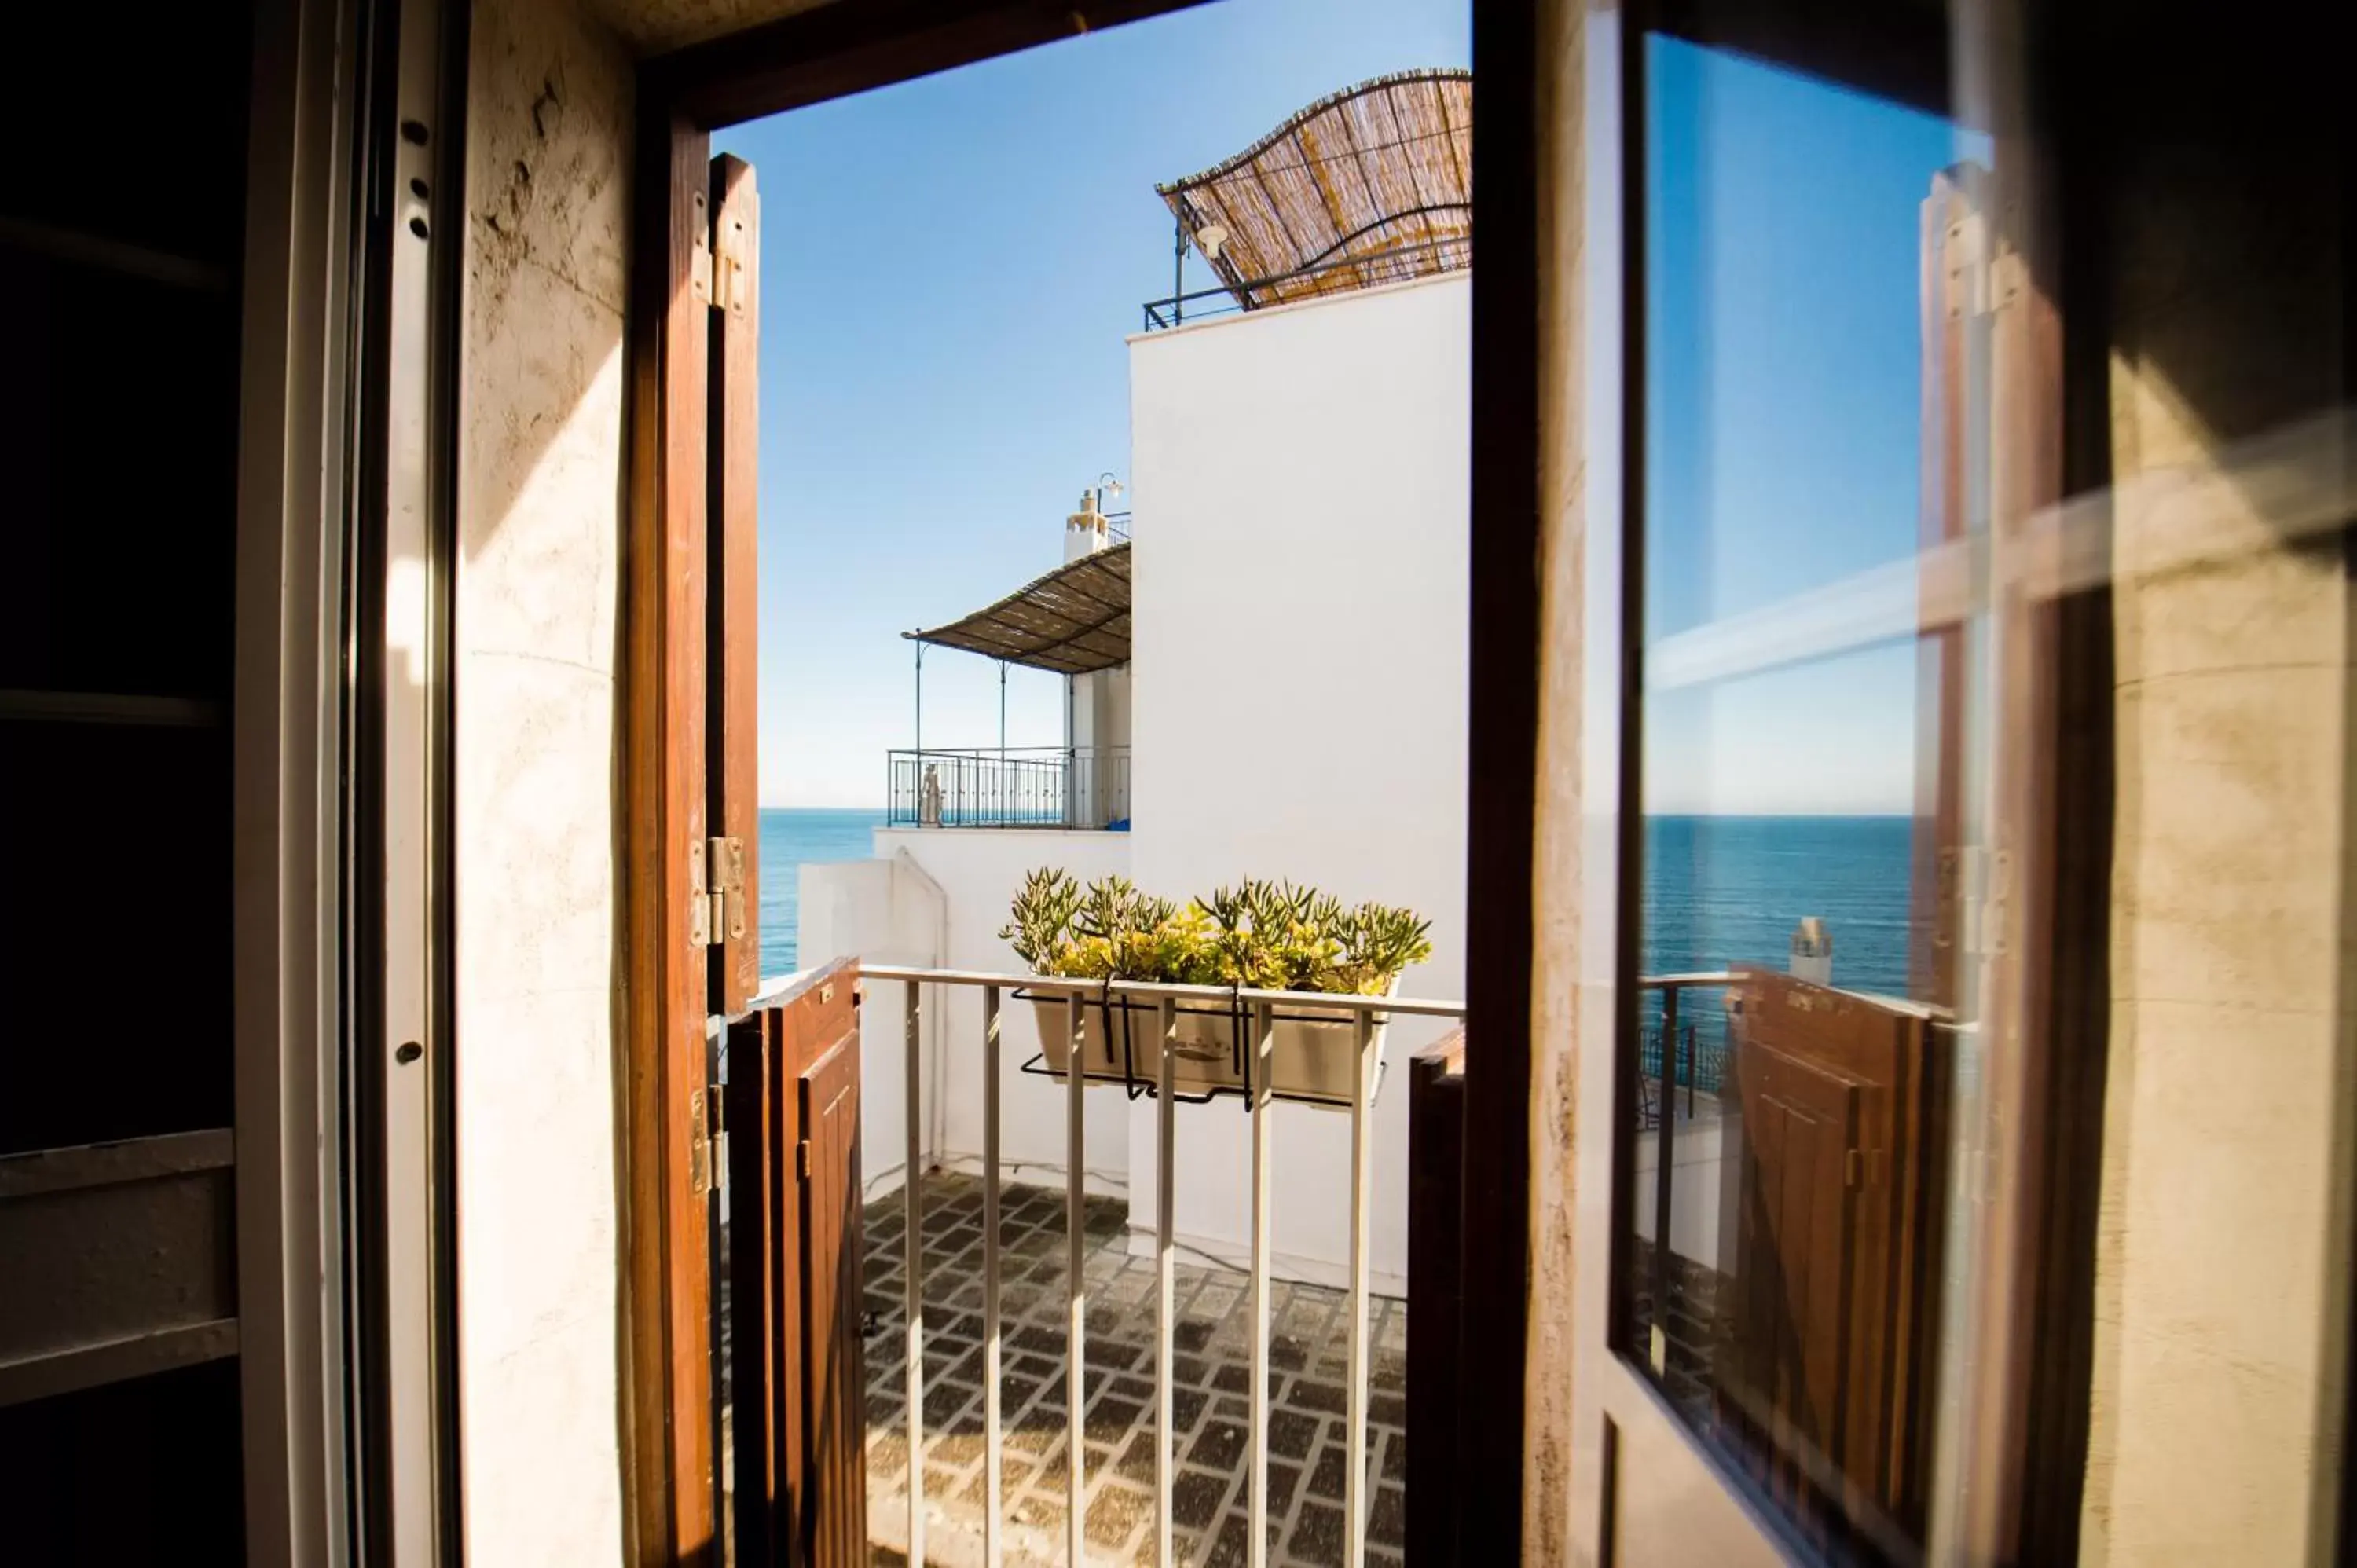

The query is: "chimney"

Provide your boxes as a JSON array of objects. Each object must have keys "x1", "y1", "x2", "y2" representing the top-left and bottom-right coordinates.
[
  {"x1": 1065, "y1": 489, "x2": 1108, "y2": 564},
  {"x1": 1789, "y1": 917, "x2": 1832, "y2": 986}
]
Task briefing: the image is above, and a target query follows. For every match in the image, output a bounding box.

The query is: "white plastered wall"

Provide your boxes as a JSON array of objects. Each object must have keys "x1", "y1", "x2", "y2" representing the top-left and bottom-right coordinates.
[
  {"x1": 1124, "y1": 273, "x2": 1472, "y2": 1293},
  {"x1": 802, "y1": 830, "x2": 1136, "y2": 1202},
  {"x1": 452, "y1": 0, "x2": 632, "y2": 1559}
]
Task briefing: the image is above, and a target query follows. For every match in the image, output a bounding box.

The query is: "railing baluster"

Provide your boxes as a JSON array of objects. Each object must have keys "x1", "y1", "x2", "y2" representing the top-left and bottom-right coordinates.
[
  {"x1": 1155, "y1": 997, "x2": 1178, "y2": 1568},
  {"x1": 1249, "y1": 1000, "x2": 1274, "y2": 1568},
  {"x1": 843, "y1": 967, "x2": 1473, "y2": 1563},
  {"x1": 1346, "y1": 1011, "x2": 1375, "y2": 1568},
  {"x1": 905, "y1": 980, "x2": 926, "y2": 1568},
  {"x1": 1651, "y1": 984, "x2": 1680, "y2": 1378},
  {"x1": 1065, "y1": 994, "x2": 1087, "y2": 1566},
  {"x1": 984, "y1": 984, "x2": 1003, "y2": 1568}
]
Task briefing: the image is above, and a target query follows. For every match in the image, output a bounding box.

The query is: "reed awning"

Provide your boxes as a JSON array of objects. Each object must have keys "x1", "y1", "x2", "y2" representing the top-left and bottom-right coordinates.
[
  {"x1": 904, "y1": 543, "x2": 1131, "y2": 676},
  {"x1": 1157, "y1": 68, "x2": 1472, "y2": 312}
]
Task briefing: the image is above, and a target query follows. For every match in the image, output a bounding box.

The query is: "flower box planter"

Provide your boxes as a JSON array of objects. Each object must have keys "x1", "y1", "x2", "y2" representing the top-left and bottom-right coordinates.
[{"x1": 1024, "y1": 980, "x2": 1397, "y2": 1108}]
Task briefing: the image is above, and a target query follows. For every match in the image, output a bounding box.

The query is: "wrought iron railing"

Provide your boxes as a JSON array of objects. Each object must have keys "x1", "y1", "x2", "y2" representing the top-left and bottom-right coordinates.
[
  {"x1": 1633, "y1": 973, "x2": 1736, "y2": 1130},
  {"x1": 885, "y1": 746, "x2": 1131, "y2": 830},
  {"x1": 1140, "y1": 232, "x2": 1472, "y2": 332},
  {"x1": 859, "y1": 965, "x2": 1467, "y2": 1568}
]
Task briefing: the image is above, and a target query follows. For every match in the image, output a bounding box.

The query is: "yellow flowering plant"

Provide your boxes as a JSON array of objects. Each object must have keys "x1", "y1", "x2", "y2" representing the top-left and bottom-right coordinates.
[{"x1": 1000, "y1": 868, "x2": 1431, "y2": 997}]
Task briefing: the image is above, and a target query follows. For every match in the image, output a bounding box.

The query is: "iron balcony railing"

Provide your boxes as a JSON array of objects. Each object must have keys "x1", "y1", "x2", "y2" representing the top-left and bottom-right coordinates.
[
  {"x1": 1140, "y1": 232, "x2": 1472, "y2": 332},
  {"x1": 1634, "y1": 972, "x2": 1736, "y2": 1130},
  {"x1": 885, "y1": 746, "x2": 1131, "y2": 830},
  {"x1": 860, "y1": 965, "x2": 1468, "y2": 1568}
]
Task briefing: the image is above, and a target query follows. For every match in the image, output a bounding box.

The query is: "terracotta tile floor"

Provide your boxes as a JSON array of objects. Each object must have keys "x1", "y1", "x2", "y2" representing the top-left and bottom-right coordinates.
[{"x1": 859, "y1": 1172, "x2": 1408, "y2": 1568}]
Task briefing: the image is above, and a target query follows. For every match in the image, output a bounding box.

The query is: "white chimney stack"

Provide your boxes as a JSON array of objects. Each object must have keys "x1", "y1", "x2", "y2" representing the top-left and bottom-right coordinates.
[
  {"x1": 1789, "y1": 917, "x2": 1832, "y2": 986},
  {"x1": 1065, "y1": 489, "x2": 1108, "y2": 563}
]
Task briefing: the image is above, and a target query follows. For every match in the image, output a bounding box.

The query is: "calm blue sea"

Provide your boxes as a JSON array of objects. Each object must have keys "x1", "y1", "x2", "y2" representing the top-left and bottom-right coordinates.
[{"x1": 756, "y1": 810, "x2": 1916, "y2": 1024}]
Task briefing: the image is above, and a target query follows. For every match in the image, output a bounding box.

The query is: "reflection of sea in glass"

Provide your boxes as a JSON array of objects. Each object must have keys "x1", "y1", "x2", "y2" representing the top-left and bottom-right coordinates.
[
  {"x1": 1638, "y1": 812, "x2": 1915, "y2": 1038},
  {"x1": 1621, "y1": 27, "x2": 1968, "y2": 1556}
]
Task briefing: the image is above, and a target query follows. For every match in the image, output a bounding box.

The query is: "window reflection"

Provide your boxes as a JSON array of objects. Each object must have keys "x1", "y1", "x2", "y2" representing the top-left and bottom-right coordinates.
[{"x1": 1616, "y1": 34, "x2": 1979, "y2": 1557}]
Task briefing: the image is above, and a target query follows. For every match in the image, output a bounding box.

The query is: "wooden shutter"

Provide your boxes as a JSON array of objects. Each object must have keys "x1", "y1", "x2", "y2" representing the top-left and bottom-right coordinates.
[
  {"x1": 626, "y1": 128, "x2": 768, "y2": 1565},
  {"x1": 708, "y1": 152, "x2": 761, "y2": 1017},
  {"x1": 626, "y1": 112, "x2": 717, "y2": 1566},
  {"x1": 727, "y1": 960, "x2": 868, "y2": 1567},
  {"x1": 1911, "y1": 167, "x2": 1977, "y2": 1013}
]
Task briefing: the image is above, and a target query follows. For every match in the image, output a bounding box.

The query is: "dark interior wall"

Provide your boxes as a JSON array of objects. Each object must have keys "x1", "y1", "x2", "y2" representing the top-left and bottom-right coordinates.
[
  {"x1": 0, "y1": 4, "x2": 252, "y2": 1154},
  {"x1": 0, "y1": 1359, "x2": 248, "y2": 1566},
  {"x1": 0, "y1": 4, "x2": 257, "y2": 1560}
]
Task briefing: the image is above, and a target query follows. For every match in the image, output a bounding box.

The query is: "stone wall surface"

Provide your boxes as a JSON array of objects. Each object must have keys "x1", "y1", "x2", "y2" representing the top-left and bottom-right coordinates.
[
  {"x1": 2083, "y1": 148, "x2": 2353, "y2": 1568},
  {"x1": 453, "y1": 0, "x2": 635, "y2": 1560}
]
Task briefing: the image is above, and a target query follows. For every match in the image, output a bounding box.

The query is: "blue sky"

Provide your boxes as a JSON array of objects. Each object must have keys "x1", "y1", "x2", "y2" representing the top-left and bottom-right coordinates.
[
  {"x1": 718, "y1": 9, "x2": 1960, "y2": 814},
  {"x1": 716, "y1": 0, "x2": 1470, "y2": 807},
  {"x1": 1640, "y1": 35, "x2": 1967, "y2": 815}
]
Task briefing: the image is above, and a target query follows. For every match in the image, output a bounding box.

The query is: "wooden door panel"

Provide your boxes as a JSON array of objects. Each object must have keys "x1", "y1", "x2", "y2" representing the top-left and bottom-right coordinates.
[
  {"x1": 1729, "y1": 1035, "x2": 1859, "y2": 1539},
  {"x1": 707, "y1": 152, "x2": 761, "y2": 1017},
  {"x1": 799, "y1": 1030, "x2": 867, "y2": 1568},
  {"x1": 726, "y1": 960, "x2": 863, "y2": 1566},
  {"x1": 1761, "y1": 1046, "x2": 1856, "y2": 1451},
  {"x1": 1719, "y1": 971, "x2": 1948, "y2": 1540},
  {"x1": 625, "y1": 106, "x2": 717, "y2": 1566}
]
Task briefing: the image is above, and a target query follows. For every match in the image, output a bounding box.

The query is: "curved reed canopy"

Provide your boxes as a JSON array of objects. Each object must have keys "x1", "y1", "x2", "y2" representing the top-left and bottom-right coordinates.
[
  {"x1": 1157, "y1": 68, "x2": 1472, "y2": 311},
  {"x1": 905, "y1": 543, "x2": 1132, "y2": 676}
]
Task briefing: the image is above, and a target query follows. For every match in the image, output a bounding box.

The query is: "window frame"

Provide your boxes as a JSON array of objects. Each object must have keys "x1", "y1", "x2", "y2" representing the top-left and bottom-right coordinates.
[{"x1": 1589, "y1": 2, "x2": 2113, "y2": 1562}]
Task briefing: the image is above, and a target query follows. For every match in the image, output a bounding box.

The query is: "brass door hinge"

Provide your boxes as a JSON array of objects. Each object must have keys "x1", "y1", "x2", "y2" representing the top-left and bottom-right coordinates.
[
  {"x1": 687, "y1": 836, "x2": 742, "y2": 949},
  {"x1": 689, "y1": 188, "x2": 713, "y2": 305},
  {"x1": 796, "y1": 1138, "x2": 810, "y2": 1181},
  {"x1": 687, "y1": 836, "x2": 710, "y2": 947},
  {"x1": 691, "y1": 225, "x2": 748, "y2": 311},
  {"x1": 709, "y1": 835, "x2": 746, "y2": 943}
]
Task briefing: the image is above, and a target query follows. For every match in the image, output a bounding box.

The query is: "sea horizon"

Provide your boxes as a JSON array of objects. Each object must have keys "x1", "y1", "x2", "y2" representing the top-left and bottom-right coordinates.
[
  {"x1": 757, "y1": 807, "x2": 1917, "y2": 1009},
  {"x1": 757, "y1": 806, "x2": 1918, "y2": 819}
]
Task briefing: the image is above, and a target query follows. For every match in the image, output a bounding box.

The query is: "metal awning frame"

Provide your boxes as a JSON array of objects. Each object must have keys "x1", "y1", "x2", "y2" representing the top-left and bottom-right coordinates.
[
  {"x1": 902, "y1": 542, "x2": 1132, "y2": 677},
  {"x1": 903, "y1": 541, "x2": 1133, "y2": 763}
]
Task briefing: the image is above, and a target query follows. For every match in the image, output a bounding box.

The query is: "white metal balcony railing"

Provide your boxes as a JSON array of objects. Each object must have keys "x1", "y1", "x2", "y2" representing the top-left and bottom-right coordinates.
[{"x1": 860, "y1": 965, "x2": 1466, "y2": 1568}]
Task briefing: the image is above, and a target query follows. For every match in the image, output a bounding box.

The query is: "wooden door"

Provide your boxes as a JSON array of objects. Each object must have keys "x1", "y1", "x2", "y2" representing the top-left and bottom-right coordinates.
[
  {"x1": 1727, "y1": 1035, "x2": 1860, "y2": 1515},
  {"x1": 1721, "y1": 969, "x2": 1947, "y2": 1531},
  {"x1": 798, "y1": 1019, "x2": 867, "y2": 1568},
  {"x1": 726, "y1": 960, "x2": 867, "y2": 1568},
  {"x1": 625, "y1": 131, "x2": 764, "y2": 1565}
]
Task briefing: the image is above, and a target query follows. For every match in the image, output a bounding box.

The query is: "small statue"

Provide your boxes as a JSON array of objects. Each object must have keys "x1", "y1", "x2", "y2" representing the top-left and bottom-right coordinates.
[{"x1": 919, "y1": 762, "x2": 944, "y2": 826}]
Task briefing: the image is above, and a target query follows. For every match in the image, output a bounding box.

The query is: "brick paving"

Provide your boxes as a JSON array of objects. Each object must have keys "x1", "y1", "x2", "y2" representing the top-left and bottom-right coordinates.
[{"x1": 860, "y1": 1171, "x2": 1409, "y2": 1568}]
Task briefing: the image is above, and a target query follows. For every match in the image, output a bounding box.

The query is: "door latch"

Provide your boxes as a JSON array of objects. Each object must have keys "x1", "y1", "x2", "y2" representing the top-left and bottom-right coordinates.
[{"x1": 690, "y1": 1082, "x2": 725, "y2": 1197}]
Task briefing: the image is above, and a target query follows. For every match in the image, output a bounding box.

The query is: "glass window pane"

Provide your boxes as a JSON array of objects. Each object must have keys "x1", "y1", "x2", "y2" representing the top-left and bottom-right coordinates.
[{"x1": 1615, "y1": 32, "x2": 1978, "y2": 1558}]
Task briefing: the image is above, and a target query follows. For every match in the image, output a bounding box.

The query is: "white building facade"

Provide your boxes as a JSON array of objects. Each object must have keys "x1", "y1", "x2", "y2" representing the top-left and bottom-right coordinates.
[{"x1": 801, "y1": 269, "x2": 1470, "y2": 1291}]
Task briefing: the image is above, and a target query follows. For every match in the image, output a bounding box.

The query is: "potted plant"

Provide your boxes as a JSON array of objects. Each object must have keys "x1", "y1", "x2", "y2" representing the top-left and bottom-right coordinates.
[{"x1": 999, "y1": 869, "x2": 1433, "y2": 1107}]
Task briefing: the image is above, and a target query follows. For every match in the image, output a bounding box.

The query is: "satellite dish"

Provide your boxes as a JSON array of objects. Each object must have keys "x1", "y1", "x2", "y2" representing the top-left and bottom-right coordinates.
[{"x1": 1195, "y1": 222, "x2": 1229, "y2": 260}]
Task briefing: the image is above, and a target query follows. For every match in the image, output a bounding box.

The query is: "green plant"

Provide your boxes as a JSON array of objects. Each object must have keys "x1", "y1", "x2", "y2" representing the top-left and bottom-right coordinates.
[
  {"x1": 1002, "y1": 866, "x2": 1084, "y2": 970},
  {"x1": 1001, "y1": 869, "x2": 1432, "y2": 995},
  {"x1": 1330, "y1": 901, "x2": 1435, "y2": 995}
]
